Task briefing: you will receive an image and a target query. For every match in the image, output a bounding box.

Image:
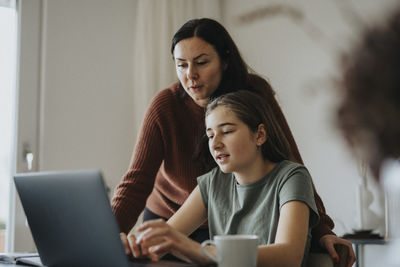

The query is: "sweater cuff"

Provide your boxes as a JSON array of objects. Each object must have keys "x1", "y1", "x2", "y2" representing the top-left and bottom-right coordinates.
[
  {"x1": 112, "y1": 204, "x2": 136, "y2": 234},
  {"x1": 311, "y1": 224, "x2": 336, "y2": 251}
]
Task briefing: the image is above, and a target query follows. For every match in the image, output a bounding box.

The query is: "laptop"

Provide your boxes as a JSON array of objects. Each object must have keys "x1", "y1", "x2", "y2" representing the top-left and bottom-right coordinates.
[{"x1": 14, "y1": 170, "x2": 201, "y2": 267}]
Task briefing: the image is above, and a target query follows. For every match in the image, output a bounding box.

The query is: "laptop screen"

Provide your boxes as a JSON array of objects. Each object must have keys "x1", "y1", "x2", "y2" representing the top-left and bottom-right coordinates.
[{"x1": 14, "y1": 170, "x2": 131, "y2": 267}]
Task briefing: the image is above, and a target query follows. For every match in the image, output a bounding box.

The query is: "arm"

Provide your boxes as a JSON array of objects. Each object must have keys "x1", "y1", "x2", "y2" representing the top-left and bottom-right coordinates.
[
  {"x1": 133, "y1": 186, "x2": 212, "y2": 264},
  {"x1": 269, "y1": 91, "x2": 336, "y2": 240},
  {"x1": 112, "y1": 94, "x2": 166, "y2": 233},
  {"x1": 251, "y1": 75, "x2": 335, "y2": 239},
  {"x1": 257, "y1": 201, "x2": 309, "y2": 267},
  {"x1": 253, "y1": 75, "x2": 355, "y2": 264},
  {"x1": 167, "y1": 186, "x2": 208, "y2": 235}
]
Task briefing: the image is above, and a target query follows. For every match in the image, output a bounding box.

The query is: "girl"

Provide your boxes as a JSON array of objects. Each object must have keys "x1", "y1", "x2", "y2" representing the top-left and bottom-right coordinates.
[{"x1": 123, "y1": 91, "x2": 320, "y2": 267}]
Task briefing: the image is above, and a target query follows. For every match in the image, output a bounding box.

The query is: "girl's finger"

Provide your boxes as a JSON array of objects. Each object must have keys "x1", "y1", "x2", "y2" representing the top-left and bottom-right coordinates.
[
  {"x1": 120, "y1": 233, "x2": 131, "y2": 255},
  {"x1": 137, "y1": 218, "x2": 166, "y2": 231},
  {"x1": 127, "y1": 233, "x2": 141, "y2": 258}
]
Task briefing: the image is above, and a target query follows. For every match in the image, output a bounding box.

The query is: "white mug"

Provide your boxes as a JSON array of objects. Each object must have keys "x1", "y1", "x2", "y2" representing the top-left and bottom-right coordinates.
[{"x1": 201, "y1": 234, "x2": 259, "y2": 267}]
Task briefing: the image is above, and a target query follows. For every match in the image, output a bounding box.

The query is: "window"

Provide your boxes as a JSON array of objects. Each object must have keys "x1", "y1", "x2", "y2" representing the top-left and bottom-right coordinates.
[{"x1": 0, "y1": 0, "x2": 17, "y2": 253}]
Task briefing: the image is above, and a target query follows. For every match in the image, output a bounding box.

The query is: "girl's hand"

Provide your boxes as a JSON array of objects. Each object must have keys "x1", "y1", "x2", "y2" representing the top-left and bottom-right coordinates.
[
  {"x1": 136, "y1": 219, "x2": 213, "y2": 264},
  {"x1": 120, "y1": 232, "x2": 142, "y2": 258},
  {"x1": 120, "y1": 231, "x2": 160, "y2": 261},
  {"x1": 319, "y1": 234, "x2": 356, "y2": 267}
]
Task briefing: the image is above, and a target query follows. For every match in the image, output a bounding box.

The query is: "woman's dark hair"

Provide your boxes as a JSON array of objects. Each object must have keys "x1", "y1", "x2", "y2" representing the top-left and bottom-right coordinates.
[
  {"x1": 173, "y1": 18, "x2": 277, "y2": 169},
  {"x1": 171, "y1": 18, "x2": 250, "y2": 98},
  {"x1": 206, "y1": 91, "x2": 290, "y2": 162},
  {"x1": 337, "y1": 8, "x2": 400, "y2": 179}
]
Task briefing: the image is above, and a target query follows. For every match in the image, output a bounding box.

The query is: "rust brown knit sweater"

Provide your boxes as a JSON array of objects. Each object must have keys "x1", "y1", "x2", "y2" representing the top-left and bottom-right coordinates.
[{"x1": 111, "y1": 76, "x2": 335, "y2": 246}]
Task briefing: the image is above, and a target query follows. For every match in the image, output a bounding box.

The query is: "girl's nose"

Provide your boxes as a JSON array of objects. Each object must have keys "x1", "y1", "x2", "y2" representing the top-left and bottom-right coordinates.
[{"x1": 211, "y1": 136, "x2": 223, "y2": 150}]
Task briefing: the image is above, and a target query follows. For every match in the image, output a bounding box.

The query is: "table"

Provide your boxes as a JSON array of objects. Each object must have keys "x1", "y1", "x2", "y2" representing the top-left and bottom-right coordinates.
[
  {"x1": 0, "y1": 257, "x2": 214, "y2": 267},
  {"x1": 0, "y1": 263, "x2": 211, "y2": 267}
]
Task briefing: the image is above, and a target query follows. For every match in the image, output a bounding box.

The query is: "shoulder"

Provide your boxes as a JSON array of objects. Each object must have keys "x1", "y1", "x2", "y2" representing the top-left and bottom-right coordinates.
[
  {"x1": 151, "y1": 81, "x2": 182, "y2": 106},
  {"x1": 197, "y1": 167, "x2": 220, "y2": 206},
  {"x1": 197, "y1": 167, "x2": 232, "y2": 187},
  {"x1": 144, "y1": 82, "x2": 186, "y2": 120},
  {"x1": 197, "y1": 168, "x2": 234, "y2": 207},
  {"x1": 279, "y1": 160, "x2": 307, "y2": 172},
  {"x1": 274, "y1": 160, "x2": 311, "y2": 183},
  {"x1": 197, "y1": 167, "x2": 221, "y2": 184}
]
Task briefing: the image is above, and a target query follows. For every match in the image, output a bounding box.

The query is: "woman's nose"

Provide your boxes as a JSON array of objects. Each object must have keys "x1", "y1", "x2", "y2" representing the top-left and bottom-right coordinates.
[{"x1": 187, "y1": 65, "x2": 199, "y2": 80}]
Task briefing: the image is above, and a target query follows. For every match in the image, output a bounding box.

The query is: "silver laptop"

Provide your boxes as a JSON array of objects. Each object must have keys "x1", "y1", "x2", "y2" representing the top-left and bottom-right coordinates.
[{"x1": 14, "y1": 170, "x2": 199, "y2": 267}]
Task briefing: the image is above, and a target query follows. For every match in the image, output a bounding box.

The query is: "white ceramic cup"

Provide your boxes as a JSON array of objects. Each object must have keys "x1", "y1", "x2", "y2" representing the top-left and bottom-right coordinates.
[{"x1": 201, "y1": 235, "x2": 259, "y2": 267}]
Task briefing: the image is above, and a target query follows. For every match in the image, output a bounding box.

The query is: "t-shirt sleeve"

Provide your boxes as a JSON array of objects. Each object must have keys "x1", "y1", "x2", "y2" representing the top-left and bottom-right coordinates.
[
  {"x1": 197, "y1": 168, "x2": 218, "y2": 210},
  {"x1": 279, "y1": 166, "x2": 320, "y2": 228}
]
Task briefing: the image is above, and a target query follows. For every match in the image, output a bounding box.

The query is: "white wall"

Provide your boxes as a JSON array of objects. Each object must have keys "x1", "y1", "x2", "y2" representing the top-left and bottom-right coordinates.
[
  {"x1": 221, "y1": 0, "x2": 398, "y2": 266},
  {"x1": 13, "y1": 0, "x2": 137, "y2": 251},
  {"x1": 39, "y1": 0, "x2": 136, "y2": 191}
]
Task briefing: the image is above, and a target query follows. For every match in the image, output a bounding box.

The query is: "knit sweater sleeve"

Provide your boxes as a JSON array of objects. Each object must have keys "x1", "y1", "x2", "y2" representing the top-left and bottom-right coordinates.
[
  {"x1": 249, "y1": 75, "x2": 335, "y2": 243},
  {"x1": 111, "y1": 90, "x2": 167, "y2": 234}
]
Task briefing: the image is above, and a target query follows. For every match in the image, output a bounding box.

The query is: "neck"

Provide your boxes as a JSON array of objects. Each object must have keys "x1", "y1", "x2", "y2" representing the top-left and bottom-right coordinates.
[
  {"x1": 195, "y1": 98, "x2": 209, "y2": 108},
  {"x1": 234, "y1": 159, "x2": 277, "y2": 185}
]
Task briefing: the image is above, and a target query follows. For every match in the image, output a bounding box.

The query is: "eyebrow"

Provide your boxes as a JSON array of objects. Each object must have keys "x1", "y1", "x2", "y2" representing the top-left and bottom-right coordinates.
[
  {"x1": 206, "y1": 122, "x2": 236, "y2": 132},
  {"x1": 175, "y1": 53, "x2": 209, "y2": 61}
]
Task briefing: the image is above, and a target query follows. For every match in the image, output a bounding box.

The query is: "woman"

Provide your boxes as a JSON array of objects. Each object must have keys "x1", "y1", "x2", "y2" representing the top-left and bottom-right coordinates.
[{"x1": 112, "y1": 18, "x2": 354, "y2": 263}]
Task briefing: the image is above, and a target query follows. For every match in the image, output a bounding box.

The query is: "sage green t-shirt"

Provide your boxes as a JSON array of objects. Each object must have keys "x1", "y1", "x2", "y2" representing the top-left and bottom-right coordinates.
[{"x1": 197, "y1": 160, "x2": 319, "y2": 266}]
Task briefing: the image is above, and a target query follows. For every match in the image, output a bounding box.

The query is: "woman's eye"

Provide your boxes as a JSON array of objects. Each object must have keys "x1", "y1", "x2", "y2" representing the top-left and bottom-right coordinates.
[
  {"x1": 207, "y1": 135, "x2": 214, "y2": 140},
  {"x1": 197, "y1": 61, "x2": 208, "y2": 65},
  {"x1": 223, "y1": 130, "x2": 232, "y2": 135},
  {"x1": 177, "y1": 64, "x2": 187, "y2": 68}
]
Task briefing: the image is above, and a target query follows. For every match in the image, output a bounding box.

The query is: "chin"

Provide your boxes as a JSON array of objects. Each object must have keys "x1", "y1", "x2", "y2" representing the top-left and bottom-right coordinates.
[{"x1": 218, "y1": 165, "x2": 232, "y2": 174}]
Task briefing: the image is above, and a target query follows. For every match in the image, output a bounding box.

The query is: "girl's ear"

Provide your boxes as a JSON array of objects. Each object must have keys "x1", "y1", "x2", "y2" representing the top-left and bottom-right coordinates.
[{"x1": 256, "y1": 124, "x2": 267, "y2": 146}]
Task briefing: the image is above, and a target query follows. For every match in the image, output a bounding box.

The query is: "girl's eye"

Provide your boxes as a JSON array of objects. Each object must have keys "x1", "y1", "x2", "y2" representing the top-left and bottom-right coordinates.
[
  {"x1": 207, "y1": 135, "x2": 214, "y2": 140},
  {"x1": 197, "y1": 61, "x2": 208, "y2": 65},
  {"x1": 177, "y1": 63, "x2": 187, "y2": 68},
  {"x1": 223, "y1": 130, "x2": 232, "y2": 135}
]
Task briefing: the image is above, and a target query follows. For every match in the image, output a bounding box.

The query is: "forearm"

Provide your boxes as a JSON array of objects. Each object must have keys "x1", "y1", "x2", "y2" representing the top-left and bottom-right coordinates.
[
  {"x1": 135, "y1": 219, "x2": 213, "y2": 264},
  {"x1": 177, "y1": 239, "x2": 215, "y2": 265},
  {"x1": 112, "y1": 98, "x2": 166, "y2": 233},
  {"x1": 167, "y1": 186, "x2": 207, "y2": 236},
  {"x1": 112, "y1": 199, "x2": 142, "y2": 234},
  {"x1": 112, "y1": 170, "x2": 158, "y2": 233},
  {"x1": 257, "y1": 244, "x2": 303, "y2": 267}
]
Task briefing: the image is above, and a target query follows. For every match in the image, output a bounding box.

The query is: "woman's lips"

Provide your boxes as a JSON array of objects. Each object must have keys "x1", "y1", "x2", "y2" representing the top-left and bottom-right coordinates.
[{"x1": 190, "y1": 85, "x2": 202, "y2": 91}]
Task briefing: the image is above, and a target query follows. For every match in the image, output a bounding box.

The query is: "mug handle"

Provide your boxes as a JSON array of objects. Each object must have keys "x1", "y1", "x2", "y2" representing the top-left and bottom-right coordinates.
[{"x1": 200, "y1": 240, "x2": 218, "y2": 262}]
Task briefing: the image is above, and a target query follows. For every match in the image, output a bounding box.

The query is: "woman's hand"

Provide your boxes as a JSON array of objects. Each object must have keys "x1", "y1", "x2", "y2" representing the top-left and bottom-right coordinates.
[
  {"x1": 136, "y1": 219, "x2": 214, "y2": 264},
  {"x1": 319, "y1": 234, "x2": 356, "y2": 267}
]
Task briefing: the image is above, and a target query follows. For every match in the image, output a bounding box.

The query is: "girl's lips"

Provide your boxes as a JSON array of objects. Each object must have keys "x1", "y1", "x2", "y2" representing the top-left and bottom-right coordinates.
[{"x1": 216, "y1": 154, "x2": 229, "y2": 163}]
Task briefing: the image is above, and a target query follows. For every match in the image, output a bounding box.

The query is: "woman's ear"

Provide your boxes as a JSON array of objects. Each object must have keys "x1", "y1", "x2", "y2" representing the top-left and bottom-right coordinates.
[{"x1": 256, "y1": 124, "x2": 267, "y2": 146}]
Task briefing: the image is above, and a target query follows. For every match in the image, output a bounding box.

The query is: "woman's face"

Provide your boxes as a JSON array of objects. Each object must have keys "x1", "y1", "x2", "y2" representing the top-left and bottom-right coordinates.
[{"x1": 173, "y1": 37, "x2": 225, "y2": 107}]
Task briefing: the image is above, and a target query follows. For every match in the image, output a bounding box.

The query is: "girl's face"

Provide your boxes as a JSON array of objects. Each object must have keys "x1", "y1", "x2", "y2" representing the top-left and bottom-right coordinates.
[
  {"x1": 173, "y1": 37, "x2": 225, "y2": 107},
  {"x1": 206, "y1": 106, "x2": 265, "y2": 178}
]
